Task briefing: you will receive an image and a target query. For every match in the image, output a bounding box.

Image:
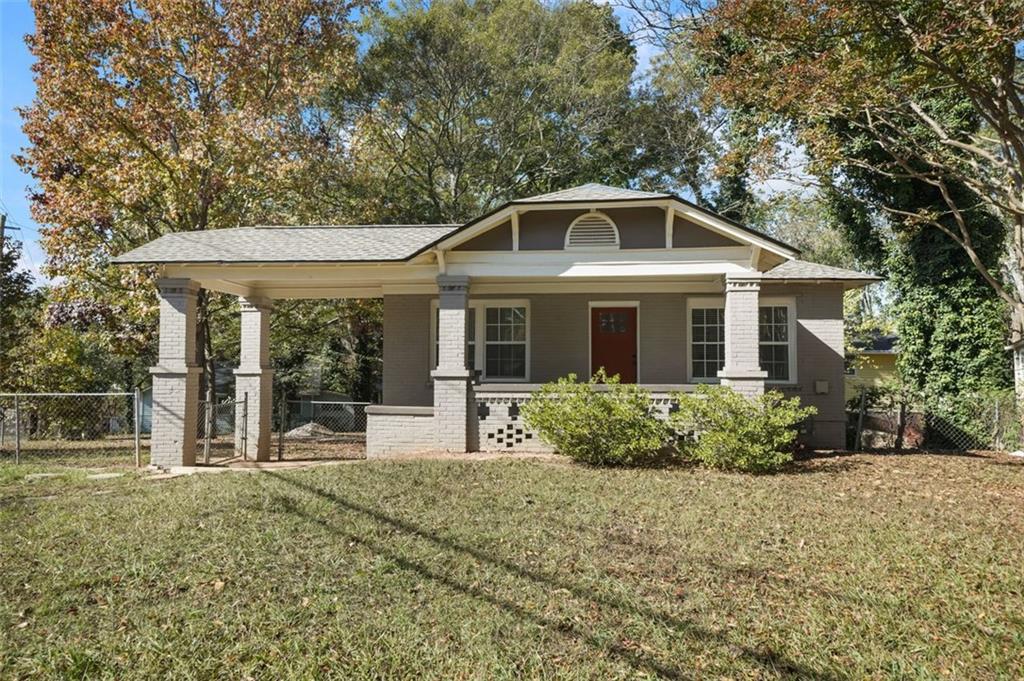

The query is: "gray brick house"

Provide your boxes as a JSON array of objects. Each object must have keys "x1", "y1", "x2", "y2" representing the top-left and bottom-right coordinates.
[{"x1": 114, "y1": 184, "x2": 879, "y2": 466}]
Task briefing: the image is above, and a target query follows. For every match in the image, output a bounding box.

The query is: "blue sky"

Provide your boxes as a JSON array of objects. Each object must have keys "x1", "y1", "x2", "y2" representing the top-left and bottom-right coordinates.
[{"x1": 0, "y1": 0, "x2": 44, "y2": 281}]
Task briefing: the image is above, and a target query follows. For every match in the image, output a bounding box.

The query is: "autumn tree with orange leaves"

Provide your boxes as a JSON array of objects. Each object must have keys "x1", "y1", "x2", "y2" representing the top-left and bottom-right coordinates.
[{"x1": 17, "y1": 0, "x2": 362, "y2": 396}]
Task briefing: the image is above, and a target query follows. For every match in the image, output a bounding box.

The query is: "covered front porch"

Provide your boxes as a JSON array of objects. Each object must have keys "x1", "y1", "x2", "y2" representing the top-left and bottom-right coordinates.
[{"x1": 145, "y1": 266, "x2": 775, "y2": 467}]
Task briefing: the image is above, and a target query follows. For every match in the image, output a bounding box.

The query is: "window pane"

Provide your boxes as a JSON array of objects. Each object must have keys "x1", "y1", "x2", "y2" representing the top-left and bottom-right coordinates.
[
  {"x1": 486, "y1": 306, "x2": 526, "y2": 343},
  {"x1": 759, "y1": 344, "x2": 789, "y2": 381},
  {"x1": 486, "y1": 344, "x2": 526, "y2": 379}
]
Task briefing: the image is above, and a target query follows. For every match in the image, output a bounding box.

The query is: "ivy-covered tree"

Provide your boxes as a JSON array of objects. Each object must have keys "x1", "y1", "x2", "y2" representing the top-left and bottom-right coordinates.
[{"x1": 695, "y1": 0, "x2": 1024, "y2": 345}]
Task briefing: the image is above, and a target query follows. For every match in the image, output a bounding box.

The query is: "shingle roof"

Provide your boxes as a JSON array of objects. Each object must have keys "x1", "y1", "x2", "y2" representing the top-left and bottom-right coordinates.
[
  {"x1": 763, "y1": 259, "x2": 881, "y2": 282},
  {"x1": 515, "y1": 183, "x2": 671, "y2": 203},
  {"x1": 851, "y1": 333, "x2": 898, "y2": 354},
  {"x1": 110, "y1": 225, "x2": 460, "y2": 264}
]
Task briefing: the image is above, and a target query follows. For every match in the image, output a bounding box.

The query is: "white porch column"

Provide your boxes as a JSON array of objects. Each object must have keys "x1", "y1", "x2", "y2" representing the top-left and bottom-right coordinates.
[
  {"x1": 235, "y1": 297, "x2": 274, "y2": 461},
  {"x1": 432, "y1": 275, "x2": 472, "y2": 452},
  {"x1": 150, "y1": 278, "x2": 201, "y2": 468},
  {"x1": 718, "y1": 273, "x2": 767, "y2": 397}
]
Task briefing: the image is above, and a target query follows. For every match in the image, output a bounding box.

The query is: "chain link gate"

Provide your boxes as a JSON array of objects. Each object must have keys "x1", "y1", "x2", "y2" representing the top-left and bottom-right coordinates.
[
  {"x1": 276, "y1": 399, "x2": 368, "y2": 460},
  {"x1": 198, "y1": 395, "x2": 248, "y2": 465}
]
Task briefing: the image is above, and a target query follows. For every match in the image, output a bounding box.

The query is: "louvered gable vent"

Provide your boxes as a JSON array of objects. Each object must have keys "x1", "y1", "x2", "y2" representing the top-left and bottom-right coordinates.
[{"x1": 564, "y1": 212, "x2": 619, "y2": 249}]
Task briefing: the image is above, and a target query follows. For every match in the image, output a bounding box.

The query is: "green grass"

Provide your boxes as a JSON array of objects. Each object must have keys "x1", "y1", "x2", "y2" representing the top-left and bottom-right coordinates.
[{"x1": 1, "y1": 454, "x2": 1023, "y2": 679}]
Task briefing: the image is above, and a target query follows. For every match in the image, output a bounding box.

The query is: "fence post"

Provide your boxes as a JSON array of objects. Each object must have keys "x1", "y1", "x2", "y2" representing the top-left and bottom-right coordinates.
[
  {"x1": 202, "y1": 401, "x2": 212, "y2": 464},
  {"x1": 277, "y1": 394, "x2": 285, "y2": 461},
  {"x1": 855, "y1": 391, "x2": 866, "y2": 451},
  {"x1": 14, "y1": 395, "x2": 21, "y2": 465},
  {"x1": 241, "y1": 392, "x2": 249, "y2": 461},
  {"x1": 0, "y1": 406, "x2": 5, "y2": 448},
  {"x1": 133, "y1": 388, "x2": 142, "y2": 467}
]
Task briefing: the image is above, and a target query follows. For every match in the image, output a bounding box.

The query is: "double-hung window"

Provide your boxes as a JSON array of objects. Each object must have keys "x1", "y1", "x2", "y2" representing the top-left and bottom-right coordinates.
[
  {"x1": 687, "y1": 297, "x2": 796, "y2": 384},
  {"x1": 758, "y1": 303, "x2": 792, "y2": 382},
  {"x1": 432, "y1": 300, "x2": 529, "y2": 381},
  {"x1": 484, "y1": 306, "x2": 527, "y2": 379},
  {"x1": 689, "y1": 305, "x2": 725, "y2": 381}
]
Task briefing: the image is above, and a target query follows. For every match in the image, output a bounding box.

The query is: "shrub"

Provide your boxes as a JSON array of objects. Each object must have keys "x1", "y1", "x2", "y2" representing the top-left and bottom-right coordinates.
[
  {"x1": 520, "y1": 370, "x2": 672, "y2": 466},
  {"x1": 669, "y1": 386, "x2": 816, "y2": 473}
]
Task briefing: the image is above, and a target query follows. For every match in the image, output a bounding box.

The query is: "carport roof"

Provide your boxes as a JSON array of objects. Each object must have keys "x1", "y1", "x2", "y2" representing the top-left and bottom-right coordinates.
[{"x1": 111, "y1": 224, "x2": 461, "y2": 264}]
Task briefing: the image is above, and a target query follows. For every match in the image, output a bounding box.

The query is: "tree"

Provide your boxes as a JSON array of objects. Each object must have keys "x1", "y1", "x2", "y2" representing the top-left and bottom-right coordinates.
[
  {"x1": 0, "y1": 238, "x2": 43, "y2": 390},
  {"x1": 338, "y1": 0, "x2": 717, "y2": 223},
  {"x1": 694, "y1": 0, "x2": 1024, "y2": 341},
  {"x1": 17, "y1": 0, "x2": 363, "y2": 399}
]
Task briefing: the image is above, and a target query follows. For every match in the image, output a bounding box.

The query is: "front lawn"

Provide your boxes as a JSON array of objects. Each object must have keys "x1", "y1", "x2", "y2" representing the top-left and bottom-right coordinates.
[{"x1": 1, "y1": 454, "x2": 1022, "y2": 678}]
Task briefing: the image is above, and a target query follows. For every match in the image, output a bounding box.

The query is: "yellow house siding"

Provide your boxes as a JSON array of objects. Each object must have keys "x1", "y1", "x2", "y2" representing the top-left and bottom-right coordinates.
[{"x1": 845, "y1": 353, "x2": 898, "y2": 401}]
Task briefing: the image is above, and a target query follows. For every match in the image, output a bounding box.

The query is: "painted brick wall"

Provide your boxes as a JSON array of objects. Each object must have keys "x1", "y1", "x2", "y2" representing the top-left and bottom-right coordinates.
[
  {"x1": 380, "y1": 287, "x2": 848, "y2": 448},
  {"x1": 366, "y1": 411, "x2": 436, "y2": 457},
  {"x1": 763, "y1": 283, "x2": 846, "y2": 448}
]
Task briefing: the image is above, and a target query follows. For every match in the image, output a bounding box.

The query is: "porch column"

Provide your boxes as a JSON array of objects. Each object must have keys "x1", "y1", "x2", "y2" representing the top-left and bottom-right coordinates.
[
  {"x1": 432, "y1": 275, "x2": 472, "y2": 452},
  {"x1": 718, "y1": 273, "x2": 767, "y2": 397},
  {"x1": 235, "y1": 296, "x2": 274, "y2": 461},
  {"x1": 150, "y1": 278, "x2": 201, "y2": 468}
]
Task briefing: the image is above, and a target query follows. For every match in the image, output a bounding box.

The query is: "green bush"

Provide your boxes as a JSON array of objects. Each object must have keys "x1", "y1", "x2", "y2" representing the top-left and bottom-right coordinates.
[
  {"x1": 669, "y1": 386, "x2": 816, "y2": 473},
  {"x1": 520, "y1": 370, "x2": 672, "y2": 466}
]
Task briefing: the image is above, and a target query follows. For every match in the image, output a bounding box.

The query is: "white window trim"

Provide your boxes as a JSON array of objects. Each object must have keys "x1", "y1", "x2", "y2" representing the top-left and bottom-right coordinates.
[
  {"x1": 760, "y1": 296, "x2": 798, "y2": 385},
  {"x1": 587, "y1": 301, "x2": 640, "y2": 382},
  {"x1": 430, "y1": 298, "x2": 531, "y2": 382},
  {"x1": 685, "y1": 296, "x2": 725, "y2": 384},
  {"x1": 684, "y1": 295, "x2": 798, "y2": 385}
]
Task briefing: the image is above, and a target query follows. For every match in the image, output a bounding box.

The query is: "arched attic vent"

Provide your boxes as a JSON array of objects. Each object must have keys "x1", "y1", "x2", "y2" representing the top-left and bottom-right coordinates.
[{"x1": 564, "y1": 211, "x2": 620, "y2": 249}]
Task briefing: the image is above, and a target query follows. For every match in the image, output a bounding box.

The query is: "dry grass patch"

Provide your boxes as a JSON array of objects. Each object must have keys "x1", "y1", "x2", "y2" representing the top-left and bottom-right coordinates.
[{"x1": 1, "y1": 452, "x2": 1022, "y2": 678}]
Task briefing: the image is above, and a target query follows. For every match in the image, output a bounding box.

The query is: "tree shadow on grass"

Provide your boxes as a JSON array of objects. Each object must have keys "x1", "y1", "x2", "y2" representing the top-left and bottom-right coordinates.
[{"x1": 264, "y1": 472, "x2": 839, "y2": 680}]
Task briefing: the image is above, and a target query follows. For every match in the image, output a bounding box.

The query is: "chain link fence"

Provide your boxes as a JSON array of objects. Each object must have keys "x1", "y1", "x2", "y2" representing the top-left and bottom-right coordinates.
[
  {"x1": 0, "y1": 392, "x2": 144, "y2": 467},
  {"x1": 848, "y1": 387, "x2": 1022, "y2": 452},
  {"x1": 276, "y1": 400, "x2": 368, "y2": 460},
  {"x1": 923, "y1": 391, "x2": 1022, "y2": 451}
]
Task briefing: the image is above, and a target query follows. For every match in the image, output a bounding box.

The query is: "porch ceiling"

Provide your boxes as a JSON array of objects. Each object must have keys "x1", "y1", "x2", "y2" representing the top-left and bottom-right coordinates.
[{"x1": 162, "y1": 248, "x2": 756, "y2": 299}]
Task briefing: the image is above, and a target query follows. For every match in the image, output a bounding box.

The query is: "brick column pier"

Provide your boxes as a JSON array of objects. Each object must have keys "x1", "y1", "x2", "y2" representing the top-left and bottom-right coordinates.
[
  {"x1": 235, "y1": 297, "x2": 273, "y2": 461},
  {"x1": 718, "y1": 273, "x2": 767, "y2": 397},
  {"x1": 432, "y1": 275, "x2": 472, "y2": 452},
  {"x1": 150, "y1": 278, "x2": 201, "y2": 468}
]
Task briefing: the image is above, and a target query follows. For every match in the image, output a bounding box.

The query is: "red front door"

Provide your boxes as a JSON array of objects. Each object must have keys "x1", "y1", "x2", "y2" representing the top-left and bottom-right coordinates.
[{"x1": 590, "y1": 307, "x2": 638, "y2": 383}]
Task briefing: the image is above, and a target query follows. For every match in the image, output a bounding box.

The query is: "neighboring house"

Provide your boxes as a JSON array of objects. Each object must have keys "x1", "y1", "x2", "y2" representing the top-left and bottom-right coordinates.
[
  {"x1": 114, "y1": 183, "x2": 880, "y2": 467},
  {"x1": 845, "y1": 334, "x2": 899, "y2": 401}
]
